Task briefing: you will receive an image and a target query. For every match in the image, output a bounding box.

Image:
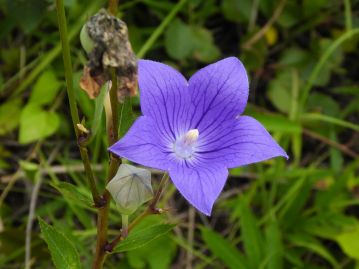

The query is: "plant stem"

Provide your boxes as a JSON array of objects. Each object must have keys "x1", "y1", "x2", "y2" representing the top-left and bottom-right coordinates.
[
  {"x1": 137, "y1": 0, "x2": 188, "y2": 58},
  {"x1": 242, "y1": 0, "x2": 287, "y2": 49},
  {"x1": 93, "y1": 202, "x2": 110, "y2": 269},
  {"x1": 109, "y1": 69, "x2": 119, "y2": 145},
  {"x1": 105, "y1": 173, "x2": 169, "y2": 252},
  {"x1": 93, "y1": 2, "x2": 122, "y2": 266},
  {"x1": 121, "y1": 214, "x2": 129, "y2": 238},
  {"x1": 55, "y1": 0, "x2": 101, "y2": 205},
  {"x1": 148, "y1": 173, "x2": 169, "y2": 212},
  {"x1": 297, "y1": 28, "x2": 359, "y2": 117},
  {"x1": 108, "y1": 0, "x2": 119, "y2": 15}
]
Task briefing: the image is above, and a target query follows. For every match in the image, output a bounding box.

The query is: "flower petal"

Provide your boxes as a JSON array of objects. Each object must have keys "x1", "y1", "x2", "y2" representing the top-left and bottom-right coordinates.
[
  {"x1": 169, "y1": 162, "x2": 228, "y2": 216},
  {"x1": 187, "y1": 57, "x2": 249, "y2": 136},
  {"x1": 196, "y1": 116, "x2": 288, "y2": 168},
  {"x1": 109, "y1": 116, "x2": 170, "y2": 170},
  {"x1": 138, "y1": 60, "x2": 190, "y2": 141}
]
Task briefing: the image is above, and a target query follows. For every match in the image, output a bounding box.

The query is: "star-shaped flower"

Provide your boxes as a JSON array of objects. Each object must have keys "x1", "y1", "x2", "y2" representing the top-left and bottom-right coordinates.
[{"x1": 109, "y1": 57, "x2": 288, "y2": 215}]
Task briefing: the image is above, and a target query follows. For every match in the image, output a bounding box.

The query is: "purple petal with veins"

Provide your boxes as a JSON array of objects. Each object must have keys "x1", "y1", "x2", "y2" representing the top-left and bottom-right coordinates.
[{"x1": 109, "y1": 57, "x2": 288, "y2": 216}]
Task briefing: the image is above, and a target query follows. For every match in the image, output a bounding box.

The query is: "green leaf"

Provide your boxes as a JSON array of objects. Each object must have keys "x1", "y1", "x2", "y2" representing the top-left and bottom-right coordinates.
[
  {"x1": 29, "y1": 70, "x2": 61, "y2": 106},
  {"x1": 91, "y1": 84, "x2": 107, "y2": 137},
  {"x1": 306, "y1": 92, "x2": 340, "y2": 117},
  {"x1": 6, "y1": 0, "x2": 48, "y2": 33},
  {"x1": 238, "y1": 200, "x2": 264, "y2": 269},
  {"x1": 38, "y1": 218, "x2": 82, "y2": 269},
  {"x1": 127, "y1": 233, "x2": 176, "y2": 269},
  {"x1": 331, "y1": 85, "x2": 359, "y2": 95},
  {"x1": 0, "y1": 98, "x2": 22, "y2": 135},
  {"x1": 335, "y1": 225, "x2": 359, "y2": 260},
  {"x1": 221, "y1": 0, "x2": 251, "y2": 23},
  {"x1": 301, "y1": 113, "x2": 359, "y2": 132},
  {"x1": 279, "y1": 47, "x2": 310, "y2": 67},
  {"x1": 288, "y1": 234, "x2": 338, "y2": 267},
  {"x1": 267, "y1": 70, "x2": 292, "y2": 114},
  {"x1": 118, "y1": 97, "x2": 136, "y2": 138},
  {"x1": 329, "y1": 129, "x2": 343, "y2": 172},
  {"x1": 113, "y1": 224, "x2": 175, "y2": 252},
  {"x1": 248, "y1": 111, "x2": 302, "y2": 134},
  {"x1": 51, "y1": 182, "x2": 93, "y2": 209},
  {"x1": 165, "y1": 19, "x2": 194, "y2": 60},
  {"x1": 19, "y1": 104, "x2": 60, "y2": 144},
  {"x1": 264, "y1": 218, "x2": 283, "y2": 269},
  {"x1": 201, "y1": 227, "x2": 249, "y2": 269},
  {"x1": 191, "y1": 26, "x2": 220, "y2": 63},
  {"x1": 19, "y1": 160, "x2": 39, "y2": 182}
]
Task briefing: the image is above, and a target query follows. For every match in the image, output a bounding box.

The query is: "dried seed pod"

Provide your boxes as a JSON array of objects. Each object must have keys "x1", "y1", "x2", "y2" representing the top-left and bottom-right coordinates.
[
  {"x1": 106, "y1": 164, "x2": 153, "y2": 215},
  {"x1": 79, "y1": 9, "x2": 137, "y2": 101}
]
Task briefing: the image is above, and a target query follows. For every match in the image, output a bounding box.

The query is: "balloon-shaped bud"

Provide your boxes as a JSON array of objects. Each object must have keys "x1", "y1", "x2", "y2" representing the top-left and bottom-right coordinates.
[
  {"x1": 106, "y1": 164, "x2": 153, "y2": 215},
  {"x1": 80, "y1": 24, "x2": 95, "y2": 54}
]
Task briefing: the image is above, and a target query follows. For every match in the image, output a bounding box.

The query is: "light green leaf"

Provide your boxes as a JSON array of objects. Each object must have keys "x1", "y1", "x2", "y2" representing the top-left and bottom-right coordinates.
[
  {"x1": 19, "y1": 160, "x2": 39, "y2": 182},
  {"x1": 267, "y1": 70, "x2": 292, "y2": 114},
  {"x1": 19, "y1": 104, "x2": 60, "y2": 144},
  {"x1": 29, "y1": 70, "x2": 61, "y2": 105},
  {"x1": 306, "y1": 92, "x2": 340, "y2": 117},
  {"x1": 335, "y1": 225, "x2": 359, "y2": 260},
  {"x1": 0, "y1": 98, "x2": 22, "y2": 135},
  {"x1": 38, "y1": 218, "x2": 82, "y2": 269},
  {"x1": 221, "y1": 0, "x2": 251, "y2": 23},
  {"x1": 288, "y1": 234, "x2": 338, "y2": 267},
  {"x1": 279, "y1": 47, "x2": 309, "y2": 67},
  {"x1": 127, "y1": 233, "x2": 176, "y2": 269},
  {"x1": 264, "y1": 218, "x2": 283, "y2": 269},
  {"x1": 248, "y1": 111, "x2": 302, "y2": 134},
  {"x1": 191, "y1": 26, "x2": 220, "y2": 63},
  {"x1": 301, "y1": 113, "x2": 359, "y2": 132},
  {"x1": 118, "y1": 97, "x2": 136, "y2": 138},
  {"x1": 91, "y1": 84, "x2": 107, "y2": 137},
  {"x1": 113, "y1": 224, "x2": 175, "y2": 252},
  {"x1": 238, "y1": 200, "x2": 264, "y2": 269},
  {"x1": 201, "y1": 227, "x2": 249, "y2": 269},
  {"x1": 51, "y1": 182, "x2": 93, "y2": 209},
  {"x1": 165, "y1": 19, "x2": 194, "y2": 60}
]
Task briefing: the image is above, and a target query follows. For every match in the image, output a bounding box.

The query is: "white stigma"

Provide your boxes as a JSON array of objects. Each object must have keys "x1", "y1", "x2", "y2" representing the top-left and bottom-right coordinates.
[{"x1": 173, "y1": 129, "x2": 199, "y2": 159}]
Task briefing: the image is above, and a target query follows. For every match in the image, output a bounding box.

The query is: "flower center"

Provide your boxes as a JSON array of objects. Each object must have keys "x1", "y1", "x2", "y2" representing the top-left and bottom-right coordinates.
[{"x1": 173, "y1": 129, "x2": 199, "y2": 159}]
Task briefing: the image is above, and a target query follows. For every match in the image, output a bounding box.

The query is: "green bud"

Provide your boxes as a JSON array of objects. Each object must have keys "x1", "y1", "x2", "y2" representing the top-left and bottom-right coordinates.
[
  {"x1": 80, "y1": 24, "x2": 95, "y2": 54},
  {"x1": 106, "y1": 164, "x2": 153, "y2": 215}
]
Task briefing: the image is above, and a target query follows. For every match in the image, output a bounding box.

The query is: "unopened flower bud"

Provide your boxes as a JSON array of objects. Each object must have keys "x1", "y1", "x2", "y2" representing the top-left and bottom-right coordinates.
[
  {"x1": 76, "y1": 123, "x2": 89, "y2": 134},
  {"x1": 106, "y1": 164, "x2": 153, "y2": 215}
]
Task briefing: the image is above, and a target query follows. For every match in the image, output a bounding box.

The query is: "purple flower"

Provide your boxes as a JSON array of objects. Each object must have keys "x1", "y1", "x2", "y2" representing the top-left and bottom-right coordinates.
[{"x1": 109, "y1": 57, "x2": 288, "y2": 215}]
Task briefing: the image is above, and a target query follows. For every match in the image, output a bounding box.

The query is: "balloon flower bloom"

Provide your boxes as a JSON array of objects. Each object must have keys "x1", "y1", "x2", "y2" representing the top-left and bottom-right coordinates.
[{"x1": 109, "y1": 57, "x2": 288, "y2": 215}]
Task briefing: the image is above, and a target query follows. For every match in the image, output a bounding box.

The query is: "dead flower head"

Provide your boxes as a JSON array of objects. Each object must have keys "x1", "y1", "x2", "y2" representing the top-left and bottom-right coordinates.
[{"x1": 80, "y1": 9, "x2": 137, "y2": 101}]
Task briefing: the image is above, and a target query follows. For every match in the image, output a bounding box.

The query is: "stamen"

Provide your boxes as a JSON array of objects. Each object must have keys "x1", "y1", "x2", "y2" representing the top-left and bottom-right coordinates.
[
  {"x1": 183, "y1": 129, "x2": 199, "y2": 145},
  {"x1": 173, "y1": 129, "x2": 200, "y2": 159}
]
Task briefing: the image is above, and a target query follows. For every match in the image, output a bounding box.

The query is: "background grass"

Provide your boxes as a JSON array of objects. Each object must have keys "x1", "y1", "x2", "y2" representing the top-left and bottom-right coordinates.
[{"x1": 0, "y1": 0, "x2": 359, "y2": 268}]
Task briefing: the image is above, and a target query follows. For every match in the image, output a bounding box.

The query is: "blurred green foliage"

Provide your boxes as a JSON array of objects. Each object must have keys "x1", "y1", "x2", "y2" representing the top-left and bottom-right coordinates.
[{"x1": 0, "y1": 0, "x2": 359, "y2": 268}]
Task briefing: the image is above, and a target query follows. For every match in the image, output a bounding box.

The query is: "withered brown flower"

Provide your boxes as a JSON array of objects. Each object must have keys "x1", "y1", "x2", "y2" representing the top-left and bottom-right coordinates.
[{"x1": 80, "y1": 9, "x2": 137, "y2": 101}]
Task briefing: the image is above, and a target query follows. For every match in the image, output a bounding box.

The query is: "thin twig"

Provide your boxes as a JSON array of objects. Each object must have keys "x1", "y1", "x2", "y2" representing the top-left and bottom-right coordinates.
[
  {"x1": 303, "y1": 129, "x2": 358, "y2": 158},
  {"x1": 25, "y1": 147, "x2": 59, "y2": 269},
  {"x1": 242, "y1": 0, "x2": 287, "y2": 49},
  {"x1": 1, "y1": 164, "x2": 104, "y2": 183},
  {"x1": 24, "y1": 172, "x2": 43, "y2": 269},
  {"x1": 0, "y1": 143, "x2": 41, "y2": 208}
]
